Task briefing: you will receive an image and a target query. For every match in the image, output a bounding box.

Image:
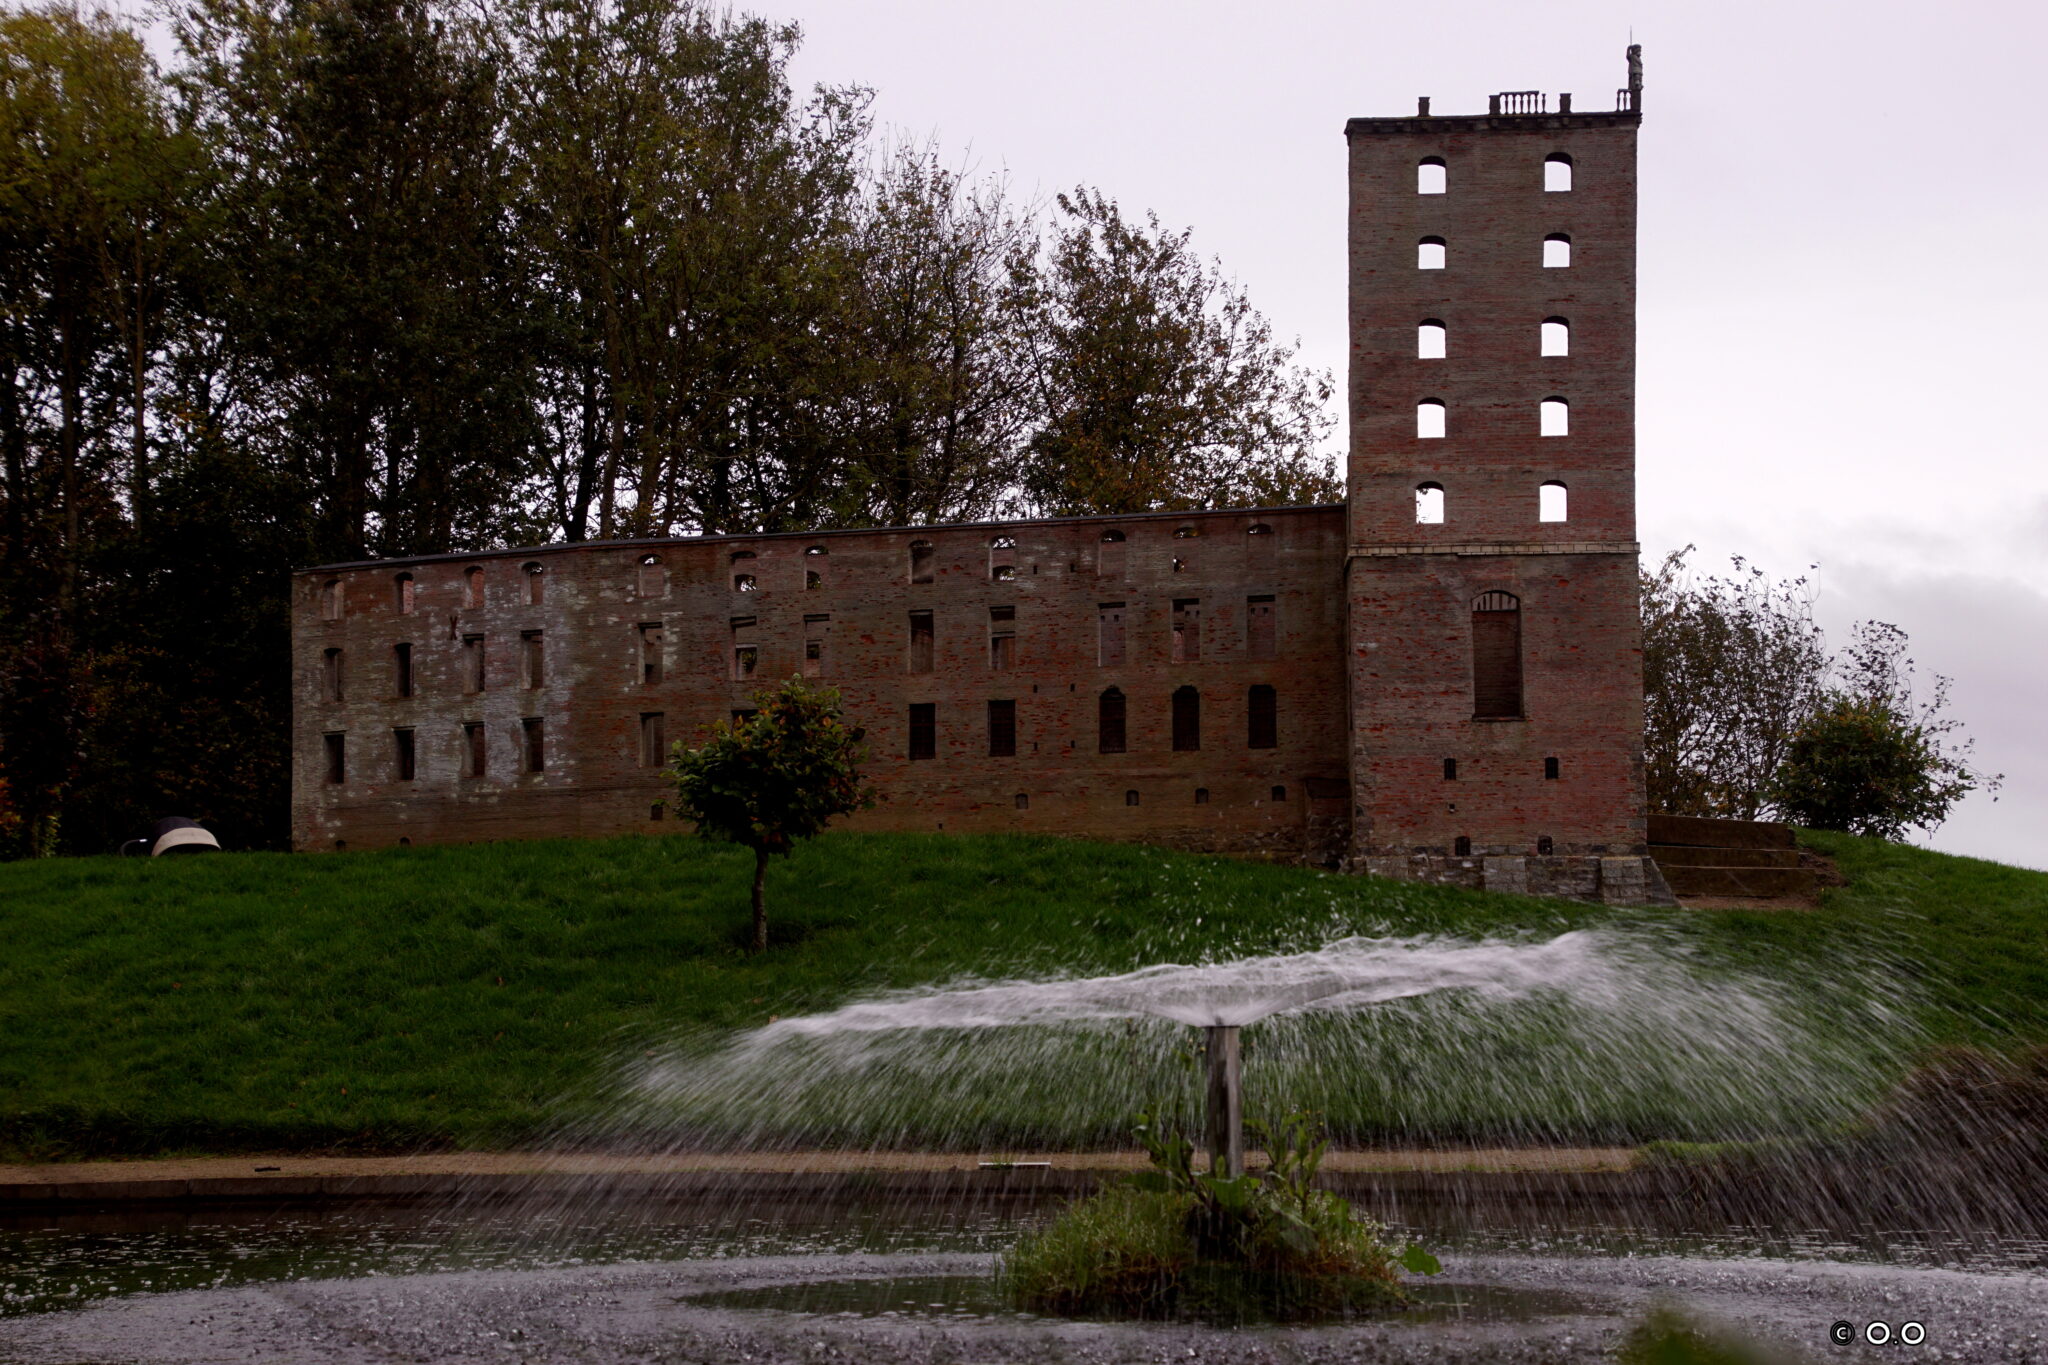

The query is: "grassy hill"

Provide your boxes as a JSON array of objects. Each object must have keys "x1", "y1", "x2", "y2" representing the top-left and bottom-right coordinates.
[{"x1": 0, "y1": 830, "x2": 2041, "y2": 1159}]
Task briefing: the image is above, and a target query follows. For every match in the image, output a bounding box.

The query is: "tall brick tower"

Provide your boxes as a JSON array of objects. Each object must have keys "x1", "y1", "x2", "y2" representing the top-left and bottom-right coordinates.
[{"x1": 1343, "y1": 49, "x2": 1668, "y2": 904}]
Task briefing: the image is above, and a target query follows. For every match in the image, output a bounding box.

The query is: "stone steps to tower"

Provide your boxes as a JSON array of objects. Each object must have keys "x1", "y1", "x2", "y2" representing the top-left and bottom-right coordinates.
[{"x1": 1645, "y1": 815, "x2": 1819, "y2": 905}]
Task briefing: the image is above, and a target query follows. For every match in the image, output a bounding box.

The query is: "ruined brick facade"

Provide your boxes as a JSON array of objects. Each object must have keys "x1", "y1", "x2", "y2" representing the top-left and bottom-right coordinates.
[{"x1": 291, "y1": 57, "x2": 1670, "y2": 904}]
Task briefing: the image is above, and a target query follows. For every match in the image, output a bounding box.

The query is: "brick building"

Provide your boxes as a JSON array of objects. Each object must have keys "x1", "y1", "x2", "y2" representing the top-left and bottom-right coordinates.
[{"x1": 292, "y1": 52, "x2": 1672, "y2": 904}]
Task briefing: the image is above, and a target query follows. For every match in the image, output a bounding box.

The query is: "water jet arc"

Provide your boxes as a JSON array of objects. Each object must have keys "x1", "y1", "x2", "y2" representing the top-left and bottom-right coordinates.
[{"x1": 1204, "y1": 1024, "x2": 1243, "y2": 1178}]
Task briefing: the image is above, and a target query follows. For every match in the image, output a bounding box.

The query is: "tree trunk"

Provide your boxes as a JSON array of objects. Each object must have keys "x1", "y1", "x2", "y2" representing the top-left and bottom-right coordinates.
[{"x1": 750, "y1": 846, "x2": 770, "y2": 953}]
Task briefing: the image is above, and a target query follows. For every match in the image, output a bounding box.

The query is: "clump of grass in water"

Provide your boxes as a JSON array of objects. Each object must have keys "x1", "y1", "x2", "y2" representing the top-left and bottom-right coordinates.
[{"x1": 999, "y1": 1111, "x2": 1437, "y2": 1322}]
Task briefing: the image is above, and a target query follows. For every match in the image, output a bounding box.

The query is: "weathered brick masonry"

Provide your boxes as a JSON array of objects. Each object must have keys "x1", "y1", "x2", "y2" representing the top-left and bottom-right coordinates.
[{"x1": 291, "y1": 55, "x2": 1671, "y2": 904}]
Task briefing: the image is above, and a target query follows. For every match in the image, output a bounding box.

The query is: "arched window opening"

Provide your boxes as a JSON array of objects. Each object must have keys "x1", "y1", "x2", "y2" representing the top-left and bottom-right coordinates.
[
  {"x1": 1416, "y1": 156, "x2": 1446, "y2": 194},
  {"x1": 637, "y1": 555, "x2": 664, "y2": 598},
  {"x1": 1097, "y1": 529, "x2": 1126, "y2": 579},
  {"x1": 1540, "y1": 397, "x2": 1569, "y2": 437},
  {"x1": 522, "y1": 562, "x2": 544, "y2": 606},
  {"x1": 1415, "y1": 482, "x2": 1446, "y2": 525},
  {"x1": 805, "y1": 545, "x2": 827, "y2": 590},
  {"x1": 1125, "y1": 790, "x2": 1140, "y2": 807},
  {"x1": 1454, "y1": 835, "x2": 1473, "y2": 857},
  {"x1": 1537, "y1": 834, "x2": 1555, "y2": 855},
  {"x1": 1247, "y1": 684, "x2": 1277, "y2": 749},
  {"x1": 1015, "y1": 792, "x2": 1029, "y2": 810},
  {"x1": 1171, "y1": 686, "x2": 1200, "y2": 752},
  {"x1": 1543, "y1": 233, "x2": 1572, "y2": 268},
  {"x1": 464, "y1": 566, "x2": 484, "y2": 609},
  {"x1": 1194, "y1": 787, "x2": 1210, "y2": 805},
  {"x1": 1541, "y1": 317, "x2": 1570, "y2": 356},
  {"x1": 989, "y1": 534, "x2": 1016, "y2": 582},
  {"x1": 1098, "y1": 687, "x2": 1127, "y2": 755},
  {"x1": 1417, "y1": 320, "x2": 1447, "y2": 359},
  {"x1": 1471, "y1": 591, "x2": 1523, "y2": 719},
  {"x1": 320, "y1": 579, "x2": 344, "y2": 621},
  {"x1": 1544, "y1": 153, "x2": 1573, "y2": 192},
  {"x1": 1417, "y1": 235, "x2": 1446, "y2": 270},
  {"x1": 394, "y1": 573, "x2": 415, "y2": 614},
  {"x1": 1416, "y1": 399, "x2": 1446, "y2": 439},
  {"x1": 1245, "y1": 523, "x2": 1275, "y2": 573},
  {"x1": 1539, "y1": 481, "x2": 1569, "y2": 523},
  {"x1": 909, "y1": 540, "x2": 935, "y2": 584}
]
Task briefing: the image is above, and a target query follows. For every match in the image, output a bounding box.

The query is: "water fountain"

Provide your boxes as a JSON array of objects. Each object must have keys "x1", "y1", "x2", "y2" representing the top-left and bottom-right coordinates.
[{"x1": 4, "y1": 929, "x2": 2044, "y2": 1363}]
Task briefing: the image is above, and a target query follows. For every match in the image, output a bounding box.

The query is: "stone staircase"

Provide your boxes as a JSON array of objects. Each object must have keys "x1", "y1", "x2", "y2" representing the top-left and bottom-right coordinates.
[{"x1": 1648, "y1": 814, "x2": 1817, "y2": 902}]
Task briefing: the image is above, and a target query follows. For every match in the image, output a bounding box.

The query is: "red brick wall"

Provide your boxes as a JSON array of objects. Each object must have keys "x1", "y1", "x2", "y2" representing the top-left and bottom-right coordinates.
[
  {"x1": 291, "y1": 506, "x2": 1353, "y2": 858},
  {"x1": 1343, "y1": 106, "x2": 1650, "y2": 873}
]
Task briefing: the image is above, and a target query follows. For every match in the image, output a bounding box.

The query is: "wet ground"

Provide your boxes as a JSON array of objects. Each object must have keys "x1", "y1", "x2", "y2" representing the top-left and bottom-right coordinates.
[{"x1": 2, "y1": 1194, "x2": 2046, "y2": 1362}]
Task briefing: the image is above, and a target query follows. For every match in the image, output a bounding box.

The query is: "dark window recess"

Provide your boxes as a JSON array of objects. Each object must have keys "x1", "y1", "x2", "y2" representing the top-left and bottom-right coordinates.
[
  {"x1": 1471, "y1": 592, "x2": 1524, "y2": 718},
  {"x1": 463, "y1": 723, "x2": 486, "y2": 777},
  {"x1": 733, "y1": 646, "x2": 758, "y2": 680},
  {"x1": 1171, "y1": 686, "x2": 1200, "y2": 752},
  {"x1": 1172, "y1": 599, "x2": 1200, "y2": 662},
  {"x1": 731, "y1": 708, "x2": 758, "y2": 723},
  {"x1": 1454, "y1": 836, "x2": 1473, "y2": 857},
  {"x1": 909, "y1": 611, "x2": 935, "y2": 673},
  {"x1": 522, "y1": 718, "x2": 545, "y2": 773},
  {"x1": 394, "y1": 642, "x2": 413, "y2": 698},
  {"x1": 1098, "y1": 688, "x2": 1127, "y2": 754},
  {"x1": 1443, "y1": 757, "x2": 1458, "y2": 781},
  {"x1": 990, "y1": 605, "x2": 1015, "y2": 669},
  {"x1": 640, "y1": 712, "x2": 667, "y2": 767},
  {"x1": 639, "y1": 624, "x2": 664, "y2": 684},
  {"x1": 1247, "y1": 685, "x2": 1278, "y2": 749},
  {"x1": 803, "y1": 614, "x2": 829, "y2": 678},
  {"x1": 1246, "y1": 523, "x2": 1275, "y2": 572},
  {"x1": 908, "y1": 703, "x2": 937, "y2": 760},
  {"x1": 1124, "y1": 790, "x2": 1140, "y2": 807},
  {"x1": 463, "y1": 635, "x2": 485, "y2": 692},
  {"x1": 987, "y1": 700, "x2": 1017, "y2": 758},
  {"x1": 523, "y1": 563, "x2": 544, "y2": 605},
  {"x1": 1544, "y1": 756, "x2": 1560, "y2": 780},
  {"x1": 394, "y1": 729, "x2": 416, "y2": 781},
  {"x1": 1195, "y1": 787, "x2": 1210, "y2": 805},
  {"x1": 909, "y1": 541, "x2": 935, "y2": 584},
  {"x1": 521, "y1": 631, "x2": 544, "y2": 689},
  {"x1": 323, "y1": 733, "x2": 345, "y2": 784},
  {"x1": 1537, "y1": 835, "x2": 1555, "y2": 855},
  {"x1": 1098, "y1": 530, "x2": 1126, "y2": 578},
  {"x1": 1246, "y1": 595, "x2": 1276, "y2": 660},
  {"x1": 1270, "y1": 785, "x2": 1288, "y2": 802},
  {"x1": 464, "y1": 568, "x2": 484, "y2": 609},
  {"x1": 1097, "y1": 603, "x2": 1126, "y2": 666},
  {"x1": 395, "y1": 574, "x2": 415, "y2": 614},
  {"x1": 323, "y1": 648, "x2": 344, "y2": 702},
  {"x1": 1014, "y1": 792, "x2": 1029, "y2": 810},
  {"x1": 650, "y1": 803, "x2": 665, "y2": 822}
]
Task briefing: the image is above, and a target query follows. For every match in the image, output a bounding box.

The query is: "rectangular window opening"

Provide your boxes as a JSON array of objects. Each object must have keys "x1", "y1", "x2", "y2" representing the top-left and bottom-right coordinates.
[
  {"x1": 1544, "y1": 756, "x2": 1560, "y2": 780},
  {"x1": 462, "y1": 723, "x2": 486, "y2": 778},
  {"x1": 908, "y1": 702, "x2": 937, "y2": 760},
  {"x1": 394, "y1": 642, "x2": 414, "y2": 698},
  {"x1": 462, "y1": 635, "x2": 485, "y2": 693},
  {"x1": 1247, "y1": 685, "x2": 1278, "y2": 750},
  {"x1": 641, "y1": 712, "x2": 667, "y2": 767},
  {"x1": 1097, "y1": 603, "x2": 1126, "y2": 667},
  {"x1": 803, "y1": 614, "x2": 829, "y2": 678},
  {"x1": 394, "y1": 728, "x2": 416, "y2": 782},
  {"x1": 909, "y1": 611, "x2": 935, "y2": 674},
  {"x1": 323, "y1": 732, "x2": 345, "y2": 785},
  {"x1": 520, "y1": 631, "x2": 544, "y2": 689},
  {"x1": 1171, "y1": 599, "x2": 1200, "y2": 663},
  {"x1": 639, "y1": 624, "x2": 664, "y2": 685},
  {"x1": 1247, "y1": 596, "x2": 1276, "y2": 661},
  {"x1": 522, "y1": 717, "x2": 545, "y2": 773},
  {"x1": 989, "y1": 605, "x2": 1015, "y2": 670},
  {"x1": 987, "y1": 700, "x2": 1017, "y2": 758}
]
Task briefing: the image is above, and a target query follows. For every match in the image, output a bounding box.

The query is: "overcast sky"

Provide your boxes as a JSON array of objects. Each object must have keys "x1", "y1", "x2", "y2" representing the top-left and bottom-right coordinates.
[{"x1": 768, "y1": 0, "x2": 2046, "y2": 869}]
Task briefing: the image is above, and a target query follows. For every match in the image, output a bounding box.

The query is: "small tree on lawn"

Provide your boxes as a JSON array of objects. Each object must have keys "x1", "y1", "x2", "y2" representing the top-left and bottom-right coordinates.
[{"x1": 668, "y1": 678, "x2": 876, "y2": 952}]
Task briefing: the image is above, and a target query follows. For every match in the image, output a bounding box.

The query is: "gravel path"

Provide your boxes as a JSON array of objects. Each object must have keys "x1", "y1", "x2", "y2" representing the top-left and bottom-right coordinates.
[{"x1": 2, "y1": 1251, "x2": 2040, "y2": 1364}]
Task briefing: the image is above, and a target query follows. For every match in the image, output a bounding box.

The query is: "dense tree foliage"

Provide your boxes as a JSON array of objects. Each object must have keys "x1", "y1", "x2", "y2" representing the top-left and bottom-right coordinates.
[
  {"x1": 0, "y1": 0, "x2": 1337, "y2": 857},
  {"x1": 1642, "y1": 548, "x2": 1995, "y2": 835}
]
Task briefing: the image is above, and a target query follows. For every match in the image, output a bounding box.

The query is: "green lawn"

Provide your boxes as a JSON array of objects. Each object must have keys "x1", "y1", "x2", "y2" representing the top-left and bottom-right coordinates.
[{"x1": 0, "y1": 830, "x2": 2040, "y2": 1158}]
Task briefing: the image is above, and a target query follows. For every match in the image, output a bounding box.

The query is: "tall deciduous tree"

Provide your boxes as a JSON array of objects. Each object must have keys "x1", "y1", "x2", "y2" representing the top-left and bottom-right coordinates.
[{"x1": 1010, "y1": 188, "x2": 1339, "y2": 517}]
